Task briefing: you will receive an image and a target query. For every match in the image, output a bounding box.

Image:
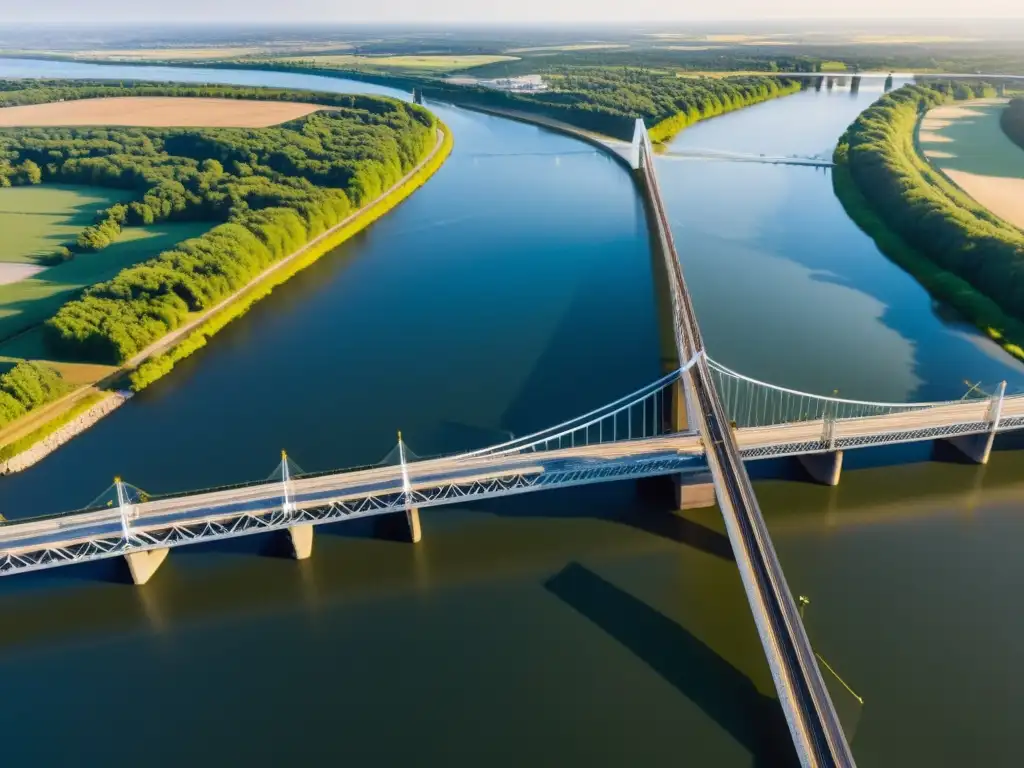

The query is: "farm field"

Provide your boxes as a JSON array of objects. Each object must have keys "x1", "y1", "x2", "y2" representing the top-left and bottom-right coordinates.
[
  {"x1": 0, "y1": 96, "x2": 327, "y2": 128},
  {"x1": 273, "y1": 54, "x2": 518, "y2": 71},
  {"x1": 0, "y1": 185, "x2": 126, "y2": 264},
  {"x1": 0, "y1": 218, "x2": 211, "y2": 346},
  {"x1": 919, "y1": 99, "x2": 1024, "y2": 229}
]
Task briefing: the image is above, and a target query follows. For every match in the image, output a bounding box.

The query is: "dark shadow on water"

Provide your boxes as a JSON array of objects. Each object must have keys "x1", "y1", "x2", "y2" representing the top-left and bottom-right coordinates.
[
  {"x1": 633, "y1": 474, "x2": 734, "y2": 561},
  {"x1": 545, "y1": 563, "x2": 798, "y2": 768},
  {"x1": 0, "y1": 557, "x2": 130, "y2": 591},
  {"x1": 930, "y1": 437, "x2": 988, "y2": 466}
]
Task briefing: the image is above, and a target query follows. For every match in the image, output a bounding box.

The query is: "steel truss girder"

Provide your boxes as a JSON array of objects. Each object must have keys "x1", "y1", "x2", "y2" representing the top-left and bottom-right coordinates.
[
  {"x1": 0, "y1": 456, "x2": 697, "y2": 577},
  {"x1": 740, "y1": 420, "x2": 994, "y2": 460}
]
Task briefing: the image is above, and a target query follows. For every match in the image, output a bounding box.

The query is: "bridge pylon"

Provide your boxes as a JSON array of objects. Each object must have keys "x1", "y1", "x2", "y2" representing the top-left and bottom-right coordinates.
[
  {"x1": 373, "y1": 432, "x2": 423, "y2": 543},
  {"x1": 630, "y1": 118, "x2": 653, "y2": 171},
  {"x1": 274, "y1": 450, "x2": 314, "y2": 560},
  {"x1": 942, "y1": 380, "x2": 1006, "y2": 465},
  {"x1": 108, "y1": 476, "x2": 169, "y2": 585}
]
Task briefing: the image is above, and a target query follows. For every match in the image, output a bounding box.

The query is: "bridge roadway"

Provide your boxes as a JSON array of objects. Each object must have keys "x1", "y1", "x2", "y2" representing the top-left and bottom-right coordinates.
[
  {"x1": 2, "y1": 391, "x2": 1022, "y2": 561},
  {"x1": 636, "y1": 122, "x2": 856, "y2": 767}
]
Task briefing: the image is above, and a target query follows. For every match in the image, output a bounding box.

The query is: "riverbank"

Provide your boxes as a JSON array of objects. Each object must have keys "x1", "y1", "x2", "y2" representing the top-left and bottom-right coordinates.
[
  {"x1": 832, "y1": 164, "x2": 1024, "y2": 360},
  {"x1": 0, "y1": 123, "x2": 452, "y2": 470},
  {"x1": 0, "y1": 390, "x2": 130, "y2": 474},
  {"x1": 835, "y1": 84, "x2": 1024, "y2": 362},
  {"x1": 647, "y1": 80, "x2": 803, "y2": 143}
]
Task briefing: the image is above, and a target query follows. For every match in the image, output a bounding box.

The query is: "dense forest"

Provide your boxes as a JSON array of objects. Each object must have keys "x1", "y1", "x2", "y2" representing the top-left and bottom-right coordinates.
[
  {"x1": 1002, "y1": 98, "x2": 1024, "y2": 150},
  {"x1": 235, "y1": 61, "x2": 800, "y2": 140},
  {"x1": 513, "y1": 69, "x2": 801, "y2": 142},
  {"x1": 0, "y1": 80, "x2": 438, "y2": 364},
  {"x1": 835, "y1": 83, "x2": 1024, "y2": 355},
  {"x1": 429, "y1": 68, "x2": 799, "y2": 140}
]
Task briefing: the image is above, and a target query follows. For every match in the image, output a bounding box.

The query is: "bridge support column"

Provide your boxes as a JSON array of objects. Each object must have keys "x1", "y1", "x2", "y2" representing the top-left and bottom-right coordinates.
[
  {"x1": 942, "y1": 381, "x2": 1005, "y2": 465},
  {"x1": 287, "y1": 524, "x2": 314, "y2": 560},
  {"x1": 675, "y1": 471, "x2": 716, "y2": 510},
  {"x1": 668, "y1": 374, "x2": 696, "y2": 433},
  {"x1": 797, "y1": 451, "x2": 844, "y2": 486},
  {"x1": 124, "y1": 548, "x2": 168, "y2": 586},
  {"x1": 407, "y1": 508, "x2": 422, "y2": 544},
  {"x1": 373, "y1": 509, "x2": 422, "y2": 543},
  {"x1": 943, "y1": 432, "x2": 995, "y2": 465}
]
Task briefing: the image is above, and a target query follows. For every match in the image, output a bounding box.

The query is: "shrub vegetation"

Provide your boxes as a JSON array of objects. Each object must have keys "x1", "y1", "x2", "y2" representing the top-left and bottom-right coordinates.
[{"x1": 0, "y1": 360, "x2": 70, "y2": 429}]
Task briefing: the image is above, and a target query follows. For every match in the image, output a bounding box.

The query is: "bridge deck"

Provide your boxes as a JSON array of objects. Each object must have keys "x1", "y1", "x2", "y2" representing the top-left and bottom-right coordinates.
[
  {"x1": 637, "y1": 124, "x2": 855, "y2": 766},
  {"x1": 2, "y1": 389, "x2": 1021, "y2": 560}
]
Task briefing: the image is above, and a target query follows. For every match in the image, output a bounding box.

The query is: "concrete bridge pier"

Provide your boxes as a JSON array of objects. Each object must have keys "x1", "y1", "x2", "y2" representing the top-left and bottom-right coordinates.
[
  {"x1": 374, "y1": 508, "x2": 422, "y2": 543},
  {"x1": 676, "y1": 473, "x2": 717, "y2": 510},
  {"x1": 942, "y1": 432, "x2": 995, "y2": 465},
  {"x1": 406, "y1": 508, "x2": 422, "y2": 544},
  {"x1": 124, "y1": 548, "x2": 168, "y2": 585},
  {"x1": 942, "y1": 382, "x2": 1005, "y2": 465},
  {"x1": 797, "y1": 451, "x2": 844, "y2": 486},
  {"x1": 287, "y1": 524, "x2": 315, "y2": 559}
]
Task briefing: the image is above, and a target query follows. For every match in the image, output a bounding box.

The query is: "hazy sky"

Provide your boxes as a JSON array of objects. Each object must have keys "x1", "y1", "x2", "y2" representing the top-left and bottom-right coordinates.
[{"x1": 5, "y1": 0, "x2": 1024, "y2": 23}]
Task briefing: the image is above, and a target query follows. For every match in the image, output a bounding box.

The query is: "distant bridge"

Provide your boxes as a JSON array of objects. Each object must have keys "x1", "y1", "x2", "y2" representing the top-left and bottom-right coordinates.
[{"x1": 660, "y1": 147, "x2": 834, "y2": 168}]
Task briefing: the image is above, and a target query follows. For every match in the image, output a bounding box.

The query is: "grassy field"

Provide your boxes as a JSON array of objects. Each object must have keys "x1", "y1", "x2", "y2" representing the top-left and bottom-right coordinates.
[
  {"x1": 273, "y1": 54, "x2": 518, "y2": 72},
  {"x1": 919, "y1": 99, "x2": 1024, "y2": 229},
  {"x1": 0, "y1": 185, "x2": 126, "y2": 264},
  {"x1": 0, "y1": 97, "x2": 326, "y2": 128},
  {"x1": 0, "y1": 220, "x2": 211, "y2": 347}
]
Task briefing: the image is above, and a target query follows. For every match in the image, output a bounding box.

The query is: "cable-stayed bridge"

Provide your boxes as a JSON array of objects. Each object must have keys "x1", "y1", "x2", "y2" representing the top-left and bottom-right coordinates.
[{"x1": 2, "y1": 120, "x2": 1022, "y2": 766}]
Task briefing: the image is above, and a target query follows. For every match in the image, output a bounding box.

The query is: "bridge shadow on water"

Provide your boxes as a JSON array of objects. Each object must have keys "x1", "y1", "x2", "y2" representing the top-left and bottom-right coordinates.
[
  {"x1": 447, "y1": 474, "x2": 739, "y2": 562},
  {"x1": 545, "y1": 563, "x2": 799, "y2": 768}
]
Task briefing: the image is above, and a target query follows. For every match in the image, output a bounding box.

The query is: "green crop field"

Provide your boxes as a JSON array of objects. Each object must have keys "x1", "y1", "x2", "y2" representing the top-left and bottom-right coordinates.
[
  {"x1": 0, "y1": 185, "x2": 129, "y2": 264},
  {"x1": 0, "y1": 220, "x2": 211, "y2": 346}
]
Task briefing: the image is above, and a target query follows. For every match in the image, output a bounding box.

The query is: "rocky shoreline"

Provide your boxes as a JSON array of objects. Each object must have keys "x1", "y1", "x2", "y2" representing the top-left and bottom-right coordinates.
[{"x1": 0, "y1": 391, "x2": 133, "y2": 475}]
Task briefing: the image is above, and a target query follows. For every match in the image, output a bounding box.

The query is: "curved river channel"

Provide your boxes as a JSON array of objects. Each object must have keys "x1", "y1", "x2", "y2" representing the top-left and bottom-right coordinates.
[{"x1": 1, "y1": 60, "x2": 1023, "y2": 766}]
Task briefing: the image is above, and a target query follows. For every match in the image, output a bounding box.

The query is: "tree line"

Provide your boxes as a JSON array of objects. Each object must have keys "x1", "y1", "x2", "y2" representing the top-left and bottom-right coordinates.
[
  {"x1": 191, "y1": 62, "x2": 802, "y2": 141},
  {"x1": 835, "y1": 83, "x2": 1024, "y2": 341},
  {"x1": 419, "y1": 68, "x2": 800, "y2": 140},
  {"x1": 0, "y1": 81, "x2": 437, "y2": 364}
]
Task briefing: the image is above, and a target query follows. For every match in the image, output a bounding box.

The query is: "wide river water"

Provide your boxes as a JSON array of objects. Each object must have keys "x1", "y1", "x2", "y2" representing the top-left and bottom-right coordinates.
[{"x1": 1, "y1": 60, "x2": 1023, "y2": 766}]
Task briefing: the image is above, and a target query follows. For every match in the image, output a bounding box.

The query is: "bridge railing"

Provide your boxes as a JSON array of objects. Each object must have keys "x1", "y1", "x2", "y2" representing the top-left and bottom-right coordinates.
[
  {"x1": 454, "y1": 368, "x2": 688, "y2": 459},
  {"x1": 708, "y1": 359, "x2": 979, "y2": 429}
]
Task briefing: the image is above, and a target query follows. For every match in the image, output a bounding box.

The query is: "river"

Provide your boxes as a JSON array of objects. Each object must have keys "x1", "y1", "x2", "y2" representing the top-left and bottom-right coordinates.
[{"x1": 0, "y1": 60, "x2": 1022, "y2": 766}]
